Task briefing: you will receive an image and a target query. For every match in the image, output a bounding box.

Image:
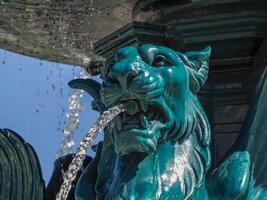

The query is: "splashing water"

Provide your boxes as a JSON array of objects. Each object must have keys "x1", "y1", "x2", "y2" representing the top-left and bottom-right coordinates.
[
  {"x1": 56, "y1": 69, "x2": 90, "y2": 158},
  {"x1": 56, "y1": 104, "x2": 125, "y2": 200}
]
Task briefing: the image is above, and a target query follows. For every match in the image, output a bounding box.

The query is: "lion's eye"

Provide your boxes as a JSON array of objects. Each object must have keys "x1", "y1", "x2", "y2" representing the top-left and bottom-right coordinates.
[{"x1": 152, "y1": 55, "x2": 172, "y2": 67}]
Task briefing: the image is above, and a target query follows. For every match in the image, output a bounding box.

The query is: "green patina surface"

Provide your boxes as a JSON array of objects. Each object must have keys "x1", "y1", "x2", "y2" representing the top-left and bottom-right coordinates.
[
  {"x1": 1, "y1": 44, "x2": 267, "y2": 200},
  {"x1": 69, "y1": 44, "x2": 267, "y2": 200},
  {"x1": 0, "y1": 129, "x2": 44, "y2": 200}
]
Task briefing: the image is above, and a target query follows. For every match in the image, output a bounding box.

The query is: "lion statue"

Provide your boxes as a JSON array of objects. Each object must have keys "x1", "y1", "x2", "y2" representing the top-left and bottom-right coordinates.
[
  {"x1": 2, "y1": 44, "x2": 267, "y2": 200},
  {"x1": 68, "y1": 44, "x2": 262, "y2": 200}
]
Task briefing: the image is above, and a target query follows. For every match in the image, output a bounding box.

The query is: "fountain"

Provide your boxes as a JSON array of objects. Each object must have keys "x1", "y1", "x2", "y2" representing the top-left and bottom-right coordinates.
[
  {"x1": 56, "y1": 104, "x2": 125, "y2": 200},
  {"x1": 1, "y1": 1, "x2": 267, "y2": 199},
  {"x1": 1, "y1": 44, "x2": 267, "y2": 200},
  {"x1": 57, "y1": 69, "x2": 91, "y2": 158}
]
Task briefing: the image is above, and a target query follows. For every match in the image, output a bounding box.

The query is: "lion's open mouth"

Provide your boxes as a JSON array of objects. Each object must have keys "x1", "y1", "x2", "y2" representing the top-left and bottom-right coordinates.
[
  {"x1": 120, "y1": 99, "x2": 170, "y2": 131},
  {"x1": 109, "y1": 99, "x2": 172, "y2": 154}
]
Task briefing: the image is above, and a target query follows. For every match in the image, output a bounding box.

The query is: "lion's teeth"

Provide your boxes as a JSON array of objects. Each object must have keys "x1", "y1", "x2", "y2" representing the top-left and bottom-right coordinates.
[
  {"x1": 140, "y1": 112, "x2": 148, "y2": 128},
  {"x1": 155, "y1": 112, "x2": 159, "y2": 120},
  {"x1": 140, "y1": 102, "x2": 149, "y2": 112}
]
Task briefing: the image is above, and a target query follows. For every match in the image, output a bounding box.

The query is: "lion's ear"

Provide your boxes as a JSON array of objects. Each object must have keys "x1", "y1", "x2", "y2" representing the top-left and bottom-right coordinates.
[
  {"x1": 184, "y1": 46, "x2": 211, "y2": 94},
  {"x1": 184, "y1": 46, "x2": 211, "y2": 63}
]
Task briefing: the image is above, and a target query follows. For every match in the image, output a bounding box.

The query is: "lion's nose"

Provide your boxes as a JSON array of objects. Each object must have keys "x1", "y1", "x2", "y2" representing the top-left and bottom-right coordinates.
[{"x1": 108, "y1": 62, "x2": 140, "y2": 91}]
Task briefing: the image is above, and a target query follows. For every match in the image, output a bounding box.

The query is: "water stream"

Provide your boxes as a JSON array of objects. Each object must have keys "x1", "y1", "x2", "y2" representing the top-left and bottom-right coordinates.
[{"x1": 56, "y1": 104, "x2": 125, "y2": 200}]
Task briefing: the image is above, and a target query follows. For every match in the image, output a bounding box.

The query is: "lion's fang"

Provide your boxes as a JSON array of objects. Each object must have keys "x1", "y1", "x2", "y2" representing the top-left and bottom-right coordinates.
[
  {"x1": 140, "y1": 112, "x2": 148, "y2": 128},
  {"x1": 140, "y1": 102, "x2": 149, "y2": 112}
]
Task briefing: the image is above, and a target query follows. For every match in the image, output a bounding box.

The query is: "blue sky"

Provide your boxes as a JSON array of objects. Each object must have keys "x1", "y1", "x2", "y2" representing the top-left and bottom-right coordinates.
[{"x1": 0, "y1": 49, "x2": 103, "y2": 183}]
